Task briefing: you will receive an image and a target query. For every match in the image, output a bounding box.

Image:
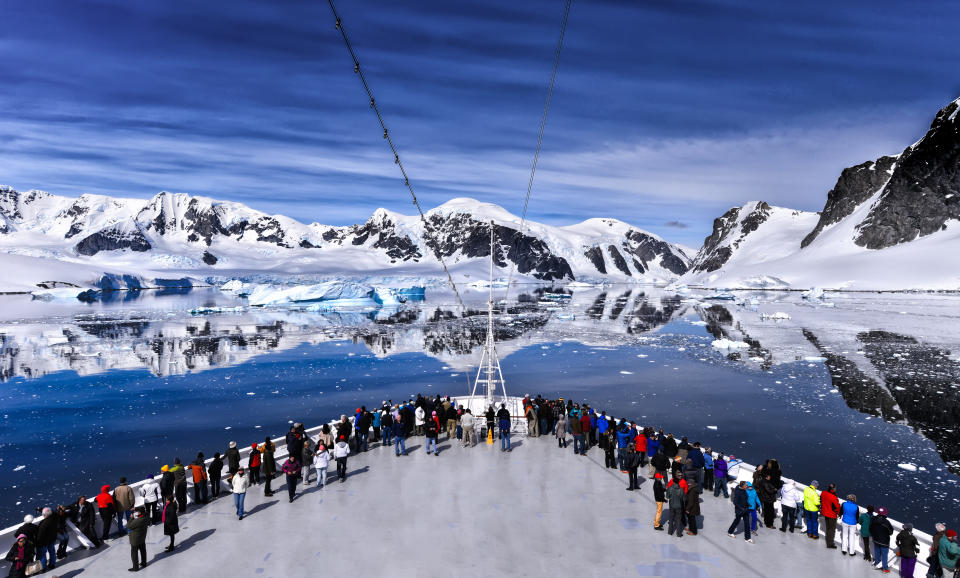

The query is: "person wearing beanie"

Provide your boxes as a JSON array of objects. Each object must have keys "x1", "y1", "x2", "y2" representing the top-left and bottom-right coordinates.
[
  {"x1": 208, "y1": 452, "x2": 224, "y2": 499},
  {"x1": 4, "y1": 534, "x2": 34, "y2": 578},
  {"x1": 224, "y1": 441, "x2": 241, "y2": 480},
  {"x1": 281, "y1": 455, "x2": 302, "y2": 503},
  {"x1": 425, "y1": 410, "x2": 440, "y2": 455},
  {"x1": 652, "y1": 472, "x2": 666, "y2": 531},
  {"x1": 895, "y1": 522, "x2": 919, "y2": 577},
  {"x1": 96, "y1": 484, "x2": 117, "y2": 541},
  {"x1": 333, "y1": 436, "x2": 351, "y2": 482},
  {"x1": 870, "y1": 507, "x2": 894, "y2": 572},
  {"x1": 929, "y1": 522, "x2": 947, "y2": 576},
  {"x1": 313, "y1": 443, "x2": 331, "y2": 488},
  {"x1": 231, "y1": 467, "x2": 248, "y2": 519},
  {"x1": 248, "y1": 443, "x2": 262, "y2": 485},
  {"x1": 161, "y1": 495, "x2": 179, "y2": 551},
  {"x1": 940, "y1": 529, "x2": 960, "y2": 574},
  {"x1": 170, "y1": 458, "x2": 188, "y2": 514},
  {"x1": 839, "y1": 493, "x2": 860, "y2": 555}
]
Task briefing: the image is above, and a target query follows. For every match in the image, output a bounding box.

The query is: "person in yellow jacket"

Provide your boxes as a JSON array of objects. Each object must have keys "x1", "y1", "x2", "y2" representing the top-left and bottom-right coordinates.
[{"x1": 803, "y1": 480, "x2": 821, "y2": 539}]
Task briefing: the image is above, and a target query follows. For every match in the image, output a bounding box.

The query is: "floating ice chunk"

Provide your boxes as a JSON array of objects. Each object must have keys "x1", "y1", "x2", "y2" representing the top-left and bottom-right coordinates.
[
  {"x1": 706, "y1": 425, "x2": 718, "y2": 430},
  {"x1": 898, "y1": 463, "x2": 917, "y2": 472},
  {"x1": 620, "y1": 371, "x2": 634, "y2": 375},
  {"x1": 804, "y1": 356, "x2": 827, "y2": 362},
  {"x1": 761, "y1": 312, "x2": 791, "y2": 320},
  {"x1": 711, "y1": 339, "x2": 749, "y2": 350},
  {"x1": 802, "y1": 287, "x2": 824, "y2": 300},
  {"x1": 689, "y1": 320, "x2": 708, "y2": 326},
  {"x1": 637, "y1": 354, "x2": 648, "y2": 358},
  {"x1": 246, "y1": 392, "x2": 256, "y2": 396},
  {"x1": 13, "y1": 465, "x2": 26, "y2": 472}
]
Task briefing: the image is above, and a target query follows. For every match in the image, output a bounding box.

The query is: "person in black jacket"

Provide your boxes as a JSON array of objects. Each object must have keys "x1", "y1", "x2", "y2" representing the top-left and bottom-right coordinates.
[
  {"x1": 159, "y1": 465, "x2": 175, "y2": 500},
  {"x1": 224, "y1": 441, "x2": 241, "y2": 479},
  {"x1": 126, "y1": 507, "x2": 148, "y2": 572},
  {"x1": 757, "y1": 475, "x2": 779, "y2": 528},
  {"x1": 650, "y1": 451, "x2": 669, "y2": 480},
  {"x1": 625, "y1": 445, "x2": 641, "y2": 491},
  {"x1": 286, "y1": 425, "x2": 304, "y2": 459},
  {"x1": 356, "y1": 410, "x2": 372, "y2": 452},
  {"x1": 335, "y1": 417, "x2": 352, "y2": 450},
  {"x1": 653, "y1": 472, "x2": 666, "y2": 530},
  {"x1": 870, "y1": 508, "x2": 894, "y2": 573},
  {"x1": 74, "y1": 496, "x2": 102, "y2": 548},
  {"x1": 726, "y1": 481, "x2": 753, "y2": 542},
  {"x1": 5, "y1": 534, "x2": 34, "y2": 578},
  {"x1": 208, "y1": 453, "x2": 223, "y2": 499},
  {"x1": 35, "y1": 508, "x2": 58, "y2": 573},
  {"x1": 896, "y1": 523, "x2": 920, "y2": 578},
  {"x1": 54, "y1": 505, "x2": 71, "y2": 559},
  {"x1": 162, "y1": 496, "x2": 179, "y2": 552},
  {"x1": 13, "y1": 516, "x2": 37, "y2": 549}
]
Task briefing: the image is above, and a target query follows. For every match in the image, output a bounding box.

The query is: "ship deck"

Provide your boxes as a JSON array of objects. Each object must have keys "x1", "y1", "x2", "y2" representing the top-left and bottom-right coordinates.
[{"x1": 42, "y1": 431, "x2": 903, "y2": 577}]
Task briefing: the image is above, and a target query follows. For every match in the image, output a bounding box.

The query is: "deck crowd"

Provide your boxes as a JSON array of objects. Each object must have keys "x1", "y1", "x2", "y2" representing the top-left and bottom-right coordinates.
[{"x1": 5, "y1": 393, "x2": 960, "y2": 577}]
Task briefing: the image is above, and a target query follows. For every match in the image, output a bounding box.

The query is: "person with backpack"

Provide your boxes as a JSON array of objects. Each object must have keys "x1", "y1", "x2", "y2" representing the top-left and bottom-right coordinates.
[
  {"x1": 895, "y1": 523, "x2": 920, "y2": 577},
  {"x1": 870, "y1": 507, "x2": 894, "y2": 573},
  {"x1": 497, "y1": 404, "x2": 512, "y2": 452},
  {"x1": 425, "y1": 411, "x2": 440, "y2": 455},
  {"x1": 839, "y1": 494, "x2": 860, "y2": 556},
  {"x1": 334, "y1": 436, "x2": 351, "y2": 482},
  {"x1": 727, "y1": 481, "x2": 753, "y2": 543},
  {"x1": 927, "y1": 522, "x2": 946, "y2": 576},
  {"x1": 665, "y1": 473, "x2": 686, "y2": 538}
]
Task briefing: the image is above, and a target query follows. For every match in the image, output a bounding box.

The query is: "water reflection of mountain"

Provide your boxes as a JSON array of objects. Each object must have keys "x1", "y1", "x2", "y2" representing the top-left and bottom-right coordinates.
[
  {"x1": 0, "y1": 289, "x2": 689, "y2": 382},
  {"x1": 701, "y1": 298, "x2": 960, "y2": 473}
]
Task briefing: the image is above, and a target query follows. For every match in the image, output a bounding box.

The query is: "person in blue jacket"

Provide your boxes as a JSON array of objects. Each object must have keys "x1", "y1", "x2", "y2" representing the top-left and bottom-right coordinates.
[
  {"x1": 702, "y1": 449, "x2": 715, "y2": 495},
  {"x1": 745, "y1": 482, "x2": 762, "y2": 532},
  {"x1": 588, "y1": 408, "x2": 598, "y2": 447},
  {"x1": 497, "y1": 403, "x2": 512, "y2": 452},
  {"x1": 839, "y1": 494, "x2": 860, "y2": 556},
  {"x1": 596, "y1": 411, "x2": 610, "y2": 450},
  {"x1": 616, "y1": 421, "x2": 632, "y2": 471},
  {"x1": 688, "y1": 443, "x2": 705, "y2": 494}
]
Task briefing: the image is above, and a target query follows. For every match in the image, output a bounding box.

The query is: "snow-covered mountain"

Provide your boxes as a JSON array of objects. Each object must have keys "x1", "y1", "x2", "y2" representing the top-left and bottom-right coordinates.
[
  {"x1": 0, "y1": 191, "x2": 691, "y2": 291},
  {"x1": 684, "y1": 96, "x2": 960, "y2": 290}
]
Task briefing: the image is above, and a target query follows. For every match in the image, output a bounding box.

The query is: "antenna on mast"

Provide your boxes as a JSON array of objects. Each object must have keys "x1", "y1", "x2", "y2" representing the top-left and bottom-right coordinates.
[{"x1": 471, "y1": 220, "x2": 507, "y2": 406}]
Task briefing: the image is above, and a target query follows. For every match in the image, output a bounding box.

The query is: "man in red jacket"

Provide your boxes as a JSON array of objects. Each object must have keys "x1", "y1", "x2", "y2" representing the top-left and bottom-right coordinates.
[
  {"x1": 634, "y1": 428, "x2": 648, "y2": 467},
  {"x1": 821, "y1": 483, "x2": 841, "y2": 549},
  {"x1": 95, "y1": 485, "x2": 116, "y2": 541},
  {"x1": 579, "y1": 413, "x2": 591, "y2": 452}
]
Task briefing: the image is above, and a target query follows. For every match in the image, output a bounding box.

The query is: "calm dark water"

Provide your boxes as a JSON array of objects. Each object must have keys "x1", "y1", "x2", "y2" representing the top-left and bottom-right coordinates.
[{"x1": 1, "y1": 287, "x2": 959, "y2": 531}]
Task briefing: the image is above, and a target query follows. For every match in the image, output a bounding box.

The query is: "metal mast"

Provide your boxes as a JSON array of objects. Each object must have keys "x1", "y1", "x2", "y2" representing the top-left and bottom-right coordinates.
[{"x1": 471, "y1": 221, "x2": 507, "y2": 405}]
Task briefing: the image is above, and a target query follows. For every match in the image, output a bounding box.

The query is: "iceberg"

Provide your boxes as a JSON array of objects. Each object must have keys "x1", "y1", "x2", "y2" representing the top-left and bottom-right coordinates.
[
  {"x1": 802, "y1": 287, "x2": 825, "y2": 300},
  {"x1": 711, "y1": 338, "x2": 750, "y2": 350}
]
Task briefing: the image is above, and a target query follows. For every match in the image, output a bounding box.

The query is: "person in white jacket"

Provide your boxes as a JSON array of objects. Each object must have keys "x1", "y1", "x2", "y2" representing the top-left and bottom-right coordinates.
[
  {"x1": 778, "y1": 481, "x2": 803, "y2": 533},
  {"x1": 313, "y1": 445, "x2": 331, "y2": 488},
  {"x1": 460, "y1": 409, "x2": 476, "y2": 447},
  {"x1": 139, "y1": 477, "x2": 161, "y2": 524},
  {"x1": 414, "y1": 406, "x2": 425, "y2": 436},
  {"x1": 231, "y1": 467, "x2": 249, "y2": 520},
  {"x1": 333, "y1": 438, "x2": 351, "y2": 483}
]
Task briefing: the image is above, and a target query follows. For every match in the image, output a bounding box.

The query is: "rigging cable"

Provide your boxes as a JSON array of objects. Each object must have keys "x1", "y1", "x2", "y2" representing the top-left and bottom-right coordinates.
[
  {"x1": 502, "y1": 0, "x2": 573, "y2": 307},
  {"x1": 326, "y1": 0, "x2": 466, "y2": 313}
]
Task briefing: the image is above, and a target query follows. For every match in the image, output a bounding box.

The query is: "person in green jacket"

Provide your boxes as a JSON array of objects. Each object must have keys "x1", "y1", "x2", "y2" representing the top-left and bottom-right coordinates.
[
  {"x1": 858, "y1": 505, "x2": 874, "y2": 562},
  {"x1": 126, "y1": 507, "x2": 148, "y2": 572},
  {"x1": 803, "y1": 480, "x2": 821, "y2": 539},
  {"x1": 940, "y1": 530, "x2": 960, "y2": 574}
]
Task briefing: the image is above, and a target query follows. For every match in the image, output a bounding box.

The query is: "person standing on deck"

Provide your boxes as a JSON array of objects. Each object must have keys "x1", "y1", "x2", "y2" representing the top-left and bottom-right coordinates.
[
  {"x1": 96, "y1": 484, "x2": 116, "y2": 541},
  {"x1": 596, "y1": 411, "x2": 609, "y2": 450},
  {"x1": 665, "y1": 473, "x2": 686, "y2": 538},
  {"x1": 525, "y1": 403, "x2": 538, "y2": 437},
  {"x1": 757, "y1": 474, "x2": 778, "y2": 528},
  {"x1": 301, "y1": 439, "x2": 314, "y2": 484},
  {"x1": 636, "y1": 430, "x2": 648, "y2": 468},
  {"x1": 313, "y1": 444, "x2": 331, "y2": 488},
  {"x1": 113, "y1": 477, "x2": 135, "y2": 535},
  {"x1": 231, "y1": 468, "x2": 248, "y2": 520},
  {"x1": 372, "y1": 406, "x2": 382, "y2": 443},
  {"x1": 745, "y1": 482, "x2": 761, "y2": 533},
  {"x1": 126, "y1": 507, "x2": 148, "y2": 572},
  {"x1": 652, "y1": 472, "x2": 666, "y2": 531},
  {"x1": 485, "y1": 405, "x2": 496, "y2": 440},
  {"x1": 356, "y1": 410, "x2": 372, "y2": 453},
  {"x1": 570, "y1": 411, "x2": 584, "y2": 455},
  {"x1": 779, "y1": 482, "x2": 801, "y2": 533},
  {"x1": 286, "y1": 425, "x2": 305, "y2": 459},
  {"x1": 74, "y1": 497, "x2": 101, "y2": 548},
  {"x1": 261, "y1": 439, "x2": 276, "y2": 497},
  {"x1": 927, "y1": 522, "x2": 946, "y2": 576},
  {"x1": 446, "y1": 404, "x2": 459, "y2": 441},
  {"x1": 579, "y1": 412, "x2": 592, "y2": 451},
  {"x1": 35, "y1": 507, "x2": 57, "y2": 573},
  {"x1": 336, "y1": 416, "x2": 353, "y2": 449},
  {"x1": 939, "y1": 530, "x2": 960, "y2": 576},
  {"x1": 588, "y1": 408, "x2": 597, "y2": 447},
  {"x1": 859, "y1": 505, "x2": 875, "y2": 562},
  {"x1": 497, "y1": 404, "x2": 512, "y2": 452},
  {"x1": 393, "y1": 412, "x2": 407, "y2": 456},
  {"x1": 702, "y1": 447, "x2": 714, "y2": 492},
  {"x1": 208, "y1": 453, "x2": 223, "y2": 500},
  {"x1": 821, "y1": 483, "x2": 841, "y2": 548},
  {"x1": 870, "y1": 507, "x2": 894, "y2": 573},
  {"x1": 425, "y1": 412, "x2": 440, "y2": 455},
  {"x1": 224, "y1": 441, "x2": 241, "y2": 481},
  {"x1": 616, "y1": 421, "x2": 633, "y2": 470},
  {"x1": 555, "y1": 411, "x2": 568, "y2": 449},
  {"x1": 688, "y1": 443, "x2": 705, "y2": 494},
  {"x1": 5, "y1": 534, "x2": 35, "y2": 578},
  {"x1": 624, "y1": 444, "x2": 640, "y2": 491},
  {"x1": 604, "y1": 427, "x2": 617, "y2": 467},
  {"x1": 334, "y1": 436, "x2": 351, "y2": 482},
  {"x1": 171, "y1": 458, "x2": 188, "y2": 513},
  {"x1": 188, "y1": 456, "x2": 209, "y2": 505},
  {"x1": 839, "y1": 494, "x2": 860, "y2": 556},
  {"x1": 248, "y1": 444, "x2": 261, "y2": 486},
  {"x1": 318, "y1": 424, "x2": 334, "y2": 451},
  {"x1": 415, "y1": 406, "x2": 425, "y2": 436},
  {"x1": 727, "y1": 481, "x2": 753, "y2": 543},
  {"x1": 381, "y1": 407, "x2": 394, "y2": 447},
  {"x1": 803, "y1": 480, "x2": 821, "y2": 539},
  {"x1": 461, "y1": 409, "x2": 476, "y2": 447},
  {"x1": 685, "y1": 481, "x2": 701, "y2": 536},
  {"x1": 895, "y1": 523, "x2": 920, "y2": 577},
  {"x1": 282, "y1": 455, "x2": 301, "y2": 502},
  {"x1": 140, "y1": 476, "x2": 161, "y2": 525},
  {"x1": 539, "y1": 401, "x2": 549, "y2": 439},
  {"x1": 162, "y1": 495, "x2": 178, "y2": 551}
]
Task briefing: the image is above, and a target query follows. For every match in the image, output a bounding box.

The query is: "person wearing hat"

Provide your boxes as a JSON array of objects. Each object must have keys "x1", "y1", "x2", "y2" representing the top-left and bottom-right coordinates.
[
  {"x1": 126, "y1": 506, "x2": 148, "y2": 572},
  {"x1": 208, "y1": 452, "x2": 224, "y2": 500},
  {"x1": 870, "y1": 507, "x2": 894, "y2": 572},
  {"x1": 224, "y1": 441, "x2": 241, "y2": 480},
  {"x1": 261, "y1": 438, "x2": 277, "y2": 497},
  {"x1": 159, "y1": 465, "x2": 175, "y2": 502},
  {"x1": 940, "y1": 529, "x2": 960, "y2": 575},
  {"x1": 652, "y1": 472, "x2": 666, "y2": 530},
  {"x1": 248, "y1": 444, "x2": 262, "y2": 485},
  {"x1": 4, "y1": 533, "x2": 35, "y2": 578},
  {"x1": 928, "y1": 522, "x2": 947, "y2": 576},
  {"x1": 188, "y1": 455, "x2": 209, "y2": 505},
  {"x1": 170, "y1": 458, "x2": 188, "y2": 514},
  {"x1": 425, "y1": 411, "x2": 440, "y2": 455},
  {"x1": 802, "y1": 480, "x2": 821, "y2": 539},
  {"x1": 161, "y1": 495, "x2": 179, "y2": 551},
  {"x1": 96, "y1": 484, "x2": 117, "y2": 541},
  {"x1": 333, "y1": 435, "x2": 351, "y2": 482},
  {"x1": 895, "y1": 522, "x2": 919, "y2": 577},
  {"x1": 313, "y1": 443, "x2": 331, "y2": 488},
  {"x1": 858, "y1": 505, "x2": 875, "y2": 562}
]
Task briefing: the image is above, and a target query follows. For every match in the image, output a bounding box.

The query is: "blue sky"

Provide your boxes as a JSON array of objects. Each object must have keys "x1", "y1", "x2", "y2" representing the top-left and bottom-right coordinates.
[{"x1": 1, "y1": 0, "x2": 958, "y2": 247}]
